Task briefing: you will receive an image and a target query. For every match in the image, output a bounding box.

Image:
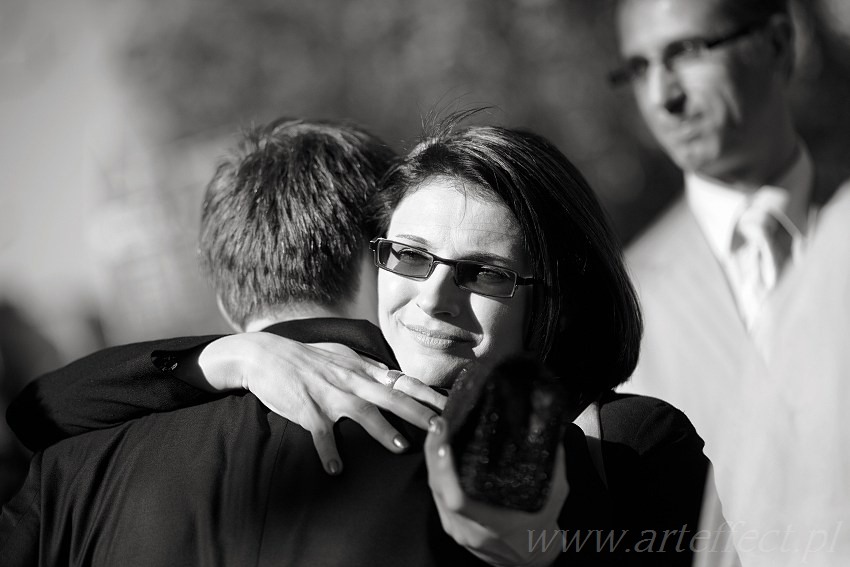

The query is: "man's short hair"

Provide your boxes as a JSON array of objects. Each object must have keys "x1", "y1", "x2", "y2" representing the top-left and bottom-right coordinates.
[
  {"x1": 617, "y1": 0, "x2": 790, "y2": 25},
  {"x1": 200, "y1": 118, "x2": 396, "y2": 328},
  {"x1": 717, "y1": 0, "x2": 790, "y2": 25}
]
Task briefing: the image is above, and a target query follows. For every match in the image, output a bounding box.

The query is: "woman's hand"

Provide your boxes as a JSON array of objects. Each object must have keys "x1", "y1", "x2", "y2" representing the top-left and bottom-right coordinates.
[
  {"x1": 424, "y1": 417, "x2": 567, "y2": 567},
  {"x1": 199, "y1": 332, "x2": 447, "y2": 474}
]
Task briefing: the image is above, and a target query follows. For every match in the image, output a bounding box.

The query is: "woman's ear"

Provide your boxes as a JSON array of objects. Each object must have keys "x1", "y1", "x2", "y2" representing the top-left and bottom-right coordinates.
[{"x1": 216, "y1": 295, "x2": 244, "y2": 332}]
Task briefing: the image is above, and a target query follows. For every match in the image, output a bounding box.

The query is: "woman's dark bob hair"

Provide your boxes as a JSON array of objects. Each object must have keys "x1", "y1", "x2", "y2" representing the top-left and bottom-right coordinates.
[{"x1": 374, "y1": 111, "x2": 642, "y2": 398}]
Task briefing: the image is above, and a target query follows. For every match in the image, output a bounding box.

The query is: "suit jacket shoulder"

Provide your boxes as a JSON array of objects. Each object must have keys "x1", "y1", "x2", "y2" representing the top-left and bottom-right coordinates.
[
  {"x1": 559, "y1": 392, "x2": 710, "y2": 565},
  {"x1": 599, "y1": 392, "x2": 704, "y2": 456},
  {"x1": 626, "y1": 196, "x2": 696, "y2": 272},
  {"x1": 7, "y1": 335, "x2": 225, "y2": 451}
]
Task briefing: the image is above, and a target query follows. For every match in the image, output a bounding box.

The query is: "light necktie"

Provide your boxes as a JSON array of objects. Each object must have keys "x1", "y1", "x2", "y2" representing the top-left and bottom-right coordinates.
[{"x1": 729, "y1": 200, "x2": 792, "y2": 329}]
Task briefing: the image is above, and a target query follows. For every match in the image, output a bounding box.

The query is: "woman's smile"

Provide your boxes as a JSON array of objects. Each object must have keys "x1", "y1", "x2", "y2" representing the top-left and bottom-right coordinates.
[{"x1": 398, "y1": 321, "x2": 476, "y2": 350}]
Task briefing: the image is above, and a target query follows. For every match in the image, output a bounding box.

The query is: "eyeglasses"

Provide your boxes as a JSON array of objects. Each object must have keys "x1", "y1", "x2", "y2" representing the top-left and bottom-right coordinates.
[
  {"x1": 608, "y1": 21, "x2": 766, "y2": 87},
  {"x1": 370, "y1": 237, "x2": 539, "y2": 299}
]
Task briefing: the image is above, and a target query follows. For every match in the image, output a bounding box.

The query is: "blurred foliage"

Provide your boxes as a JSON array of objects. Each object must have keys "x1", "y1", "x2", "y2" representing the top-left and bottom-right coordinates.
[{"x1": 118, "y1": 0, "x2": 850, "y2": 242}]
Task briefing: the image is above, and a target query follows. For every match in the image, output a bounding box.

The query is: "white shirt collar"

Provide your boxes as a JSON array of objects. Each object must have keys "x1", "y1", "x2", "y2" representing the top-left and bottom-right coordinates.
[{"x1": 685, "y1": 146, "x2": 814, "y2": 259}]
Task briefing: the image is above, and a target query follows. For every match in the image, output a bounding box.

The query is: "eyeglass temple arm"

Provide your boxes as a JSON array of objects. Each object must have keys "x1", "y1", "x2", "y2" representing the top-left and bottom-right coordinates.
[{"x1": 515, "y1": 275, "x2": 541, "y2": 286}]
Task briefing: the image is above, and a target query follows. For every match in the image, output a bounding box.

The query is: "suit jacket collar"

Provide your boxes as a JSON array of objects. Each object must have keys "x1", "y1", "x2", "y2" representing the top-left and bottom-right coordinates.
[
  {"x1": 684, "y1": 146, "x2": 813, "y2": 260},
  {"x1": 627, "y1": 195, "x2": 746, "y2": 337},
  {"x1": 261, "y1": 317, "x2": 399, "y2": 370}
]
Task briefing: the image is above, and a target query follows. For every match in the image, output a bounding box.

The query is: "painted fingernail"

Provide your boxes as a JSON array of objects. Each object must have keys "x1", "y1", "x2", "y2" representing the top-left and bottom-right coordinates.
[
  {"x1": 428, "y1": 416, "x2": 444, "y2": 435},
  {"x1": 393, "y1": 435, "x2": 409, "y2": 450},
  {"x1": 328, "y1": 460, "x2": 341, "y2": 475},
  {"x1": 437, "y1": 445, "x2": 448, "y2": 458}
]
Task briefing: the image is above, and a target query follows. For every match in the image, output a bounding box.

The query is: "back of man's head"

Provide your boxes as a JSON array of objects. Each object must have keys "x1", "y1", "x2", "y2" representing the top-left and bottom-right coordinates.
[{"x1": 199, "y1": 118, "x2": 396, "y2": 329}]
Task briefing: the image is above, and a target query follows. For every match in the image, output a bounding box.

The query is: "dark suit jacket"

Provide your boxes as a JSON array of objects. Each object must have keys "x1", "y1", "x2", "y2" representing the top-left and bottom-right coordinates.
[{"x1": 3, "y1": 318, "x2": 710, "y2": 565}]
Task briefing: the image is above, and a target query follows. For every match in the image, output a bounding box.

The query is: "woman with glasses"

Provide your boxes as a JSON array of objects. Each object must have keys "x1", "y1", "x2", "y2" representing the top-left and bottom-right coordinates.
[{"x1": 365, "y1": 122, "x2": 710, "y2": 564}]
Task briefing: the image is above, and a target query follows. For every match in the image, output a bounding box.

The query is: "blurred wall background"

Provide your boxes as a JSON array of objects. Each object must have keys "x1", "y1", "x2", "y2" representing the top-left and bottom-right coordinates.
[
  {"x1": 1, "y1": 1, "x2": 849, "y2": 485},
  {"x1": 4, "y1": 0, "x2": 850, "y2": 361}
]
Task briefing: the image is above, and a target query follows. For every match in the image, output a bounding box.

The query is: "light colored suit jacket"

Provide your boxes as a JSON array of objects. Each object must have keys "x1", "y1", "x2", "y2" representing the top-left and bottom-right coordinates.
[{"x1": 622, "y1": 183, "x2": 850, "y2": 567}]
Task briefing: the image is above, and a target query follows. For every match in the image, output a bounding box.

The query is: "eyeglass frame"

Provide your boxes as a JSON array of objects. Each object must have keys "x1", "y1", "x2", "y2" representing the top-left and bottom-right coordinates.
[
  {"x1": 608, "y1": 20, "x2": 769, "y2": 88},
  {"x1": 369, "y1": 237, "x2": 540, "y2": 299}
]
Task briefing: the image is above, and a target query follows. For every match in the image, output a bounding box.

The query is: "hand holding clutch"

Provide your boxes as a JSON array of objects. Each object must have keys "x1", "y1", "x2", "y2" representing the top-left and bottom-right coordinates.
[
  {"x1": 441, "y1": 354, "x2": 576, "y2": 512},
  {"x1": 424, "y1": 414, "x2": 568, "y2": 567},
  {"x1": 424, "y1": 354, "x2": 574, "y2": 566}
]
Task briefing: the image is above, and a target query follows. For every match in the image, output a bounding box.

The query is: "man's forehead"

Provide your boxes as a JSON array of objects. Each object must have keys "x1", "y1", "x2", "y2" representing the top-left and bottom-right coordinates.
[{"x1": 616, "y1": 0, "x2": 733, "y2": 53}]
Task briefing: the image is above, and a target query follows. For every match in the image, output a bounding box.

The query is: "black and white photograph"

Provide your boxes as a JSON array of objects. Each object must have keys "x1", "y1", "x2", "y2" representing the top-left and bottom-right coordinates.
[{"x1": 1, "y1": 1, "x2": 849, "y2": 565}]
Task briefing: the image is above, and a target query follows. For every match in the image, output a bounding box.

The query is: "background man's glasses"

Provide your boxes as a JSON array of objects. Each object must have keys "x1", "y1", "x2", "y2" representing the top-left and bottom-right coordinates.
[
  {"x1": 370, "y1": 237, "x2": 539, "y2": 299},
  {"x1": 608, "y1": 21, "x2": 767, "y2": 87}
]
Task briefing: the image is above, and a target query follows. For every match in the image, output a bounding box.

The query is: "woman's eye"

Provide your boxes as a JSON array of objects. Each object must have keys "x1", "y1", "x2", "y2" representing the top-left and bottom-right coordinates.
[
  {"x1": 475, "y1": 267, "x2": 510, "y2": 283},
  {"x1": 396, "y1": 248, "x2": 430, "y2": 265}
]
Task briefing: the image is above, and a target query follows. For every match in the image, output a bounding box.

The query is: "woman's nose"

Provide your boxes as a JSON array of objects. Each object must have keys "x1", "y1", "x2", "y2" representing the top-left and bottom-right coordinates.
[{"x1": 415, "y1": 264, "x2": 463, "y2": 317}]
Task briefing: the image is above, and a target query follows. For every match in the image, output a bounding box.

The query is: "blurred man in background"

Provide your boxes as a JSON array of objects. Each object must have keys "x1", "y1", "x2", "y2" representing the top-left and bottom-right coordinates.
[{"x1": 612, "y1": 0, "x2": 850, "y2": 564}]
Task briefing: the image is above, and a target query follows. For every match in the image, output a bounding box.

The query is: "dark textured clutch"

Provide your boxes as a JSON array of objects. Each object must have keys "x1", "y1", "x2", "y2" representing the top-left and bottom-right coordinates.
[{"x1": 442, "y1": 354, "x2": 576, "y2": 512}]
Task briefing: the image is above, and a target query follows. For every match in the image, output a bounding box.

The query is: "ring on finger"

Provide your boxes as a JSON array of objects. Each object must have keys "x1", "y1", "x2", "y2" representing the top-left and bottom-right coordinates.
[{"x1": 385, "y1": 369, "x2": 404, "y2": 389}]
